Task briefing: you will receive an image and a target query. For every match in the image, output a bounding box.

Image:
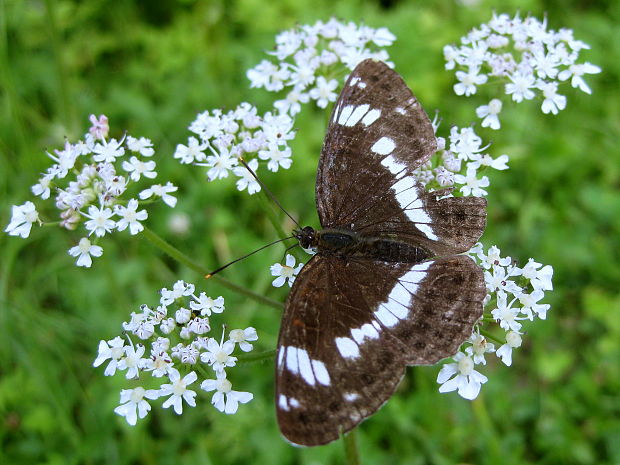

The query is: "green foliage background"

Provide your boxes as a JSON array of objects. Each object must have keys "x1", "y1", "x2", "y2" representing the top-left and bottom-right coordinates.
[{"x1": 1, "y1": 0, "x2": 619, "y2": 464}]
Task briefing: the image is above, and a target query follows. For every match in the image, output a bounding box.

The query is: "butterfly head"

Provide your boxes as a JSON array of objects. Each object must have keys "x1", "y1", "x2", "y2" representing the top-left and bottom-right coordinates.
[{"x1": 293, "y1": 226, "x2": 317, "y2": 250}]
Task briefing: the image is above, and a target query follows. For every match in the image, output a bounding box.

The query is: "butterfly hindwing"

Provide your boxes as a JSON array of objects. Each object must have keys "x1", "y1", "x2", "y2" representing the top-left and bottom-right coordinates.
[
  {"x1": 276, "y1": 254, "x2": 485, "y2": 446},
  {"x1": 316, "y1": 59, "x2": 486, "y2": 256}
]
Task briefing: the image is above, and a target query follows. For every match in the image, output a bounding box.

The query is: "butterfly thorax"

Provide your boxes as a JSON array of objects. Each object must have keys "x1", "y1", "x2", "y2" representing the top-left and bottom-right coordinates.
[{"x1": 294, "y1": 225, "x2": 432, "y2": 264}]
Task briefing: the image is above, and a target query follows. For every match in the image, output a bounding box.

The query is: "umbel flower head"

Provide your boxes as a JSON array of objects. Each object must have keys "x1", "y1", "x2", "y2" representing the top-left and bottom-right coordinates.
[
  {"x1": 4, "y1": 115, "x2": 178, "y2": 268},
  {"x1": 93, "y1": 280, "x2": 256, "y2": 425}
]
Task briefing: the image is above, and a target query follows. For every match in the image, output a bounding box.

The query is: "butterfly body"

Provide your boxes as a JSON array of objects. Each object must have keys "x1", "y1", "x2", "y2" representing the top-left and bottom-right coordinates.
[
  {"x1": 276, "y1": 59, "x2": 487, "y2": 447},
  {"x1": 296, "y1": 226, "x2": 432, "y2": 263}
]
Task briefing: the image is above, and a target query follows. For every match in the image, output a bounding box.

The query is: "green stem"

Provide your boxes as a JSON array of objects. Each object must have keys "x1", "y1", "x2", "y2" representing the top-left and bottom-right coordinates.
[
  {"x1": 141, "y1": 226, "x2": 283, "y2": 310},
  {"x1": 237, "y1": 349, "x2": 276, "y2": 364},
  {"x1": 479, "y1": 328, "x2": 503, "y2": 345},
  {"x1": 342, "y1": 428, "x2": 361, "y2": 465}
]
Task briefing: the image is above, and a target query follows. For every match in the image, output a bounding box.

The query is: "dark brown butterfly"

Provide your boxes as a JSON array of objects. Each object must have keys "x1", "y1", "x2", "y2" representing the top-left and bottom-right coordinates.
[{"x1": 275, "y1": 59, "x2": 487, "y2": 446}]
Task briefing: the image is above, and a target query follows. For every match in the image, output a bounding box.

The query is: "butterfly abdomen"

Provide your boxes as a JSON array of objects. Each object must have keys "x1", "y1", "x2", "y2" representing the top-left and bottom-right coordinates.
[{"x1": 315, "y1": 228, "x2": 431, "y2": 263}]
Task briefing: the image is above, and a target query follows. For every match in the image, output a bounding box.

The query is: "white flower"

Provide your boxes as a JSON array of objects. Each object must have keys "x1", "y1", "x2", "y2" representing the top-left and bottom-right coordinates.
[
  {"x1": 505, "y1": 72, "x2": 536, "y2": 102},
  {"x1": 5, "y1": 201, "x2": 40, "y2": 238},
  {"x1": 274, "y1": 87, "x2": 310, "y2": 116},
  {"x1": 270, "y1": 254, "x2": 304, "y2": 287},
  {"x1": 520, "y1": 259, "x2": 553, "y2": 291},
  {"x1": 200, "y1": 339, "x2": 237, "y2": 374},
  {"x1": 126, "y1": 136, "x2": 155, "y2": 156},
  {"x1": 258, "y1": 144, "x2": 293, "y2": 172},
  {"x1": 518, "y1": 289, "x2": 550, "y2": 320},
  {"x1": 175, "y1": 307, "x2": 191, "y2": 324},
  {"x1": 476, "y1": 244, "x2": 512, "y2": 269},
  {"x1": 121, "y1": 156, "x2": 157, "y2": 181},
  {"x1": 92, "y1": 138, "x2": 125, "y2": 163},
  {"x1": 68, "y1": 237, "x2": 103, "y2": 267},
  {"x1": 159, "y1": 369, "x2": 198, "y2": 414},
  {"x1": 229, "y1": 327, "x2": 258, "y2": 352},
  {"x1": 174, "y1": 137, "x2": 207, "y2": 164},
  {"x1": 437, "y1": 352, "x2": 488, "y2": 400},
  {"x1": 114, "y1": 387, "x2": 160, "y2": 425},
  {"x1": 160, "y1": 280, "x2": 194, "y2": 305},
  {"x1": 453, "y1": 66, "x2": 487, "y2": 96},
  {"x1": 491, "y1": 291, "x2": 523, "y2": 332},
  {"x1": 93, "y1": 336, "x2": 126, "y2": 376},
  {"x1": 539, "y1": 81, "x2": 566, "y2": 115},
  {"x1": 309, "y1": 76, "x2": 338, "y2": 108},
  {"x1": 117, "y1": 344, "x2": 146, "y2": 379},
  {"x1": 205, "y1": 150, "x2": 237, "y2": 181},
  {"x1": 484, "y1": 265, "x2": 522, "y2": 294},
  {"x1": 139, "y1": 182, "x2": 178, "y2": 208},
  {"x1": 32, "y1": 174, "x2": 53, "y2": 199},
  {"x1": 466, "y1": 333, "x2": 495, "y2": 365},
  {"x1": 115, "y1": 199, "x2": 148, "y2": 235},
  {"x1": 83, "y1": 205, "x2": 116, "y2": 237},
  {"x1": 233, "y1": 158, "x2": 261, "y2": 194},
  {"x1": 475, "y1": 98, "x2": 502, "y2": 129},
  {"x1": 201, "y1": 375, "x2": 253, "y2": 414},
  {"x1": 496, "y1": 331, "x2": 523, "y2": 366},
  {"x1": 143, "y1": 352, "x2": 174, "y2": 378},
  {"x1": 189, "y1": 293, "x2": 224, "y2": 316},
  {"x1": 454, "y1": 167, "x2": 490, "y2": 197},
  {"x1": 558, "y1": 62, "x2": 601, "y2": 94}
]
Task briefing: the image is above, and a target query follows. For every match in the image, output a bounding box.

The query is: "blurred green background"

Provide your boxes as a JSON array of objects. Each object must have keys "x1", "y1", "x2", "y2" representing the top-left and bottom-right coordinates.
[{"x1": 1, "y1": 0, "x2": 619, "y2": 464}]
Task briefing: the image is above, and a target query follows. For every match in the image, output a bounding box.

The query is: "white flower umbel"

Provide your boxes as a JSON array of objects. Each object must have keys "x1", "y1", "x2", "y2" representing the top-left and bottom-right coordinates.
[
  {"x1": 175, "y1": 102, "x2": 295, "y2": 194},
  {"x1": 4, "y1": 115, "x2": 176, "y2": 267},
  {"x1": 439, "y1": 244, "x2": 554, "y2": 400},
  {"x1": 201, "y1": 375, "x2": 253, "y2": 414},
  {"x1": 445, "y1": 13, "x2": 600, "y2": 123},
  {"x1": 246, "y1": 18, "x2": 395, "y2": 115},
  {"x1": 94, "y1": 280, "x2": 256, "y2": 424},
  {"x1": 270, "y1": 254, "x2": 304, "y2": 287}
]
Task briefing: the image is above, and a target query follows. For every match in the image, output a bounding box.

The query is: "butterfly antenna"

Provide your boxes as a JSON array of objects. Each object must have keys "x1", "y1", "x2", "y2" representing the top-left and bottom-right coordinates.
[
  {"x1": 205, "y1": 236, "x2": 295, "y2": 279},
  {"x1": 239, "y1": 157, "x2": 302, "y2": 229}
]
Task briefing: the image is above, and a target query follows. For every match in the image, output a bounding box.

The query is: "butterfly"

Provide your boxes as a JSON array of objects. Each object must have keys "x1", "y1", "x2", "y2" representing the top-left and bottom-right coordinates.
[{"x1": 275, "y1": 59, "x2": 487, "y2": 446}]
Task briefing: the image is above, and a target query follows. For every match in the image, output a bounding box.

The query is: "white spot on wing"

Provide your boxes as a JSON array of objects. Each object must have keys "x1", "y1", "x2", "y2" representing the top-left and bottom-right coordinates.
[
  {"x1": 278, "y1": 394, "x2": 289, "y2": 411},
  {"x1": 395, "y1": 107, "x2": 406, "y2": 115},
  {"x1": 344, "y1": 392, "x2": 359, "y2": 402},
  {"x1": 277, "y1": 346, "x2": 285, "y2": 368},
  {"x1": 358, "y1": 82, "x2": 367, "y2": 89},
  {"x1": 380, "y1": 154, "x2": 406, "y2": 176},
  {"x1": 374, "y1": 305, "x2": 399, "y2": 327},
  {"x1": 338, "y1": 105, "x2": 354, "y2": 125},
  {"x1": 391, "y1": 176, "x2": 438, "y2": 241},
  {"x1": 289, "y1": 397, "x2": 300, "y2": 408},
  {"x1": 312, "y1": 360, "x2": 331, "y2": 385},
  {"x1": 285, "y1": 346, "x2": 299, "y2": 374},
  {"x1": 296, "y1": 348, "x2": 316, "y2": 386},
  {"x1": 371, "y1": 137, "x2": 396, "y2": 155},
  {"x1": 345, "y1": 104, "x2": 370, "y2": 127},
  {"x1": 362, "y1": 108, "x2": 381, "y2": 126},
  {"x1": 350, "y1": 76, "x2": 360, "y2": 86},
  {"x1": 361, "y1": 323, "x2": 379, "y2": 339},
  {"x1": 335, "y1": 337, "x2": 360, "y2": 358}
]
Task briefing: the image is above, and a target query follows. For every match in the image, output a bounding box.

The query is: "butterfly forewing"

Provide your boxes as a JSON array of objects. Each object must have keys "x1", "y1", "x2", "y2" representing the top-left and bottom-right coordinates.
[
  {"x1": 276, "y1": 254, "x2": 485, "y2": 446},
  {"x1": 316, "y1": 59, "x2": 486, "y2": 256}
]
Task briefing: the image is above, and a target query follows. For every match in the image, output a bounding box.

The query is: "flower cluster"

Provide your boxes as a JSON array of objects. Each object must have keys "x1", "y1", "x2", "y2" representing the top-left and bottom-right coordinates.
[
  {"x1": 4, "y1": 115, "x2": 177, "y2": 267},
  {"x1": 93, "y1": 280, "x2": 257, "y2": 425},
  {"x1": 445, "y1": 13, "x2": 600, "y2": 128},
  {"x1": 437, "y1": 244, "x2": 553, "y2": 399},
  {"x1": 173, "y1": 103, "x2": 295, "y2": 194},
  {"x1": 412, "y1": 116, "x2": 508, "y2": 197},
  {"x1": 247, "y1": 18, "x2": 395, "y2": 116}
]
